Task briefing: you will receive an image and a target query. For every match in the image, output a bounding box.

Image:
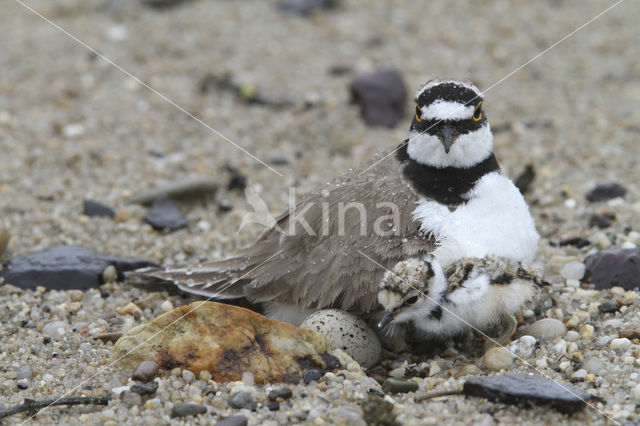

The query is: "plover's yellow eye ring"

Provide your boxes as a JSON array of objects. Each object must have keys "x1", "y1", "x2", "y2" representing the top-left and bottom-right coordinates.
[
  {"x1": 472, "y1": 101, "x2": 482, "y2": 122},
  {"x1": 415, "y1": 105, "x2": 423, "y2": 122}
]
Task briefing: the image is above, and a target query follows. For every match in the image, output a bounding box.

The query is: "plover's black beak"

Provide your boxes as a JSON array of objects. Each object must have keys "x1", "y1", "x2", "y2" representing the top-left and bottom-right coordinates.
[
  {"x1": 439, "y1": 124, "x2": 458, "y2": 154},
  {"x1": 378, "y1": 310, "x2": 394, "y2": 329}
]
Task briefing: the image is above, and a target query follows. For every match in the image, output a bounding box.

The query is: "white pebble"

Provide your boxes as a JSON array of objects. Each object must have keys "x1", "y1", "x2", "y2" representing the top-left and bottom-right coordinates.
[
  {"x1": 567, "y1": 342, "x2": 579, "y2": 354},
  {"x1": 560, "y1": 262, "x2": 585, "y2": 280},
  {"x1": 610, "y1": 338, "x2": 631, "y2": 351},
  {"x1": 553, "y1": 339, "x2": 568, "y2": 354},
  {"x1": 181, "y1": 370, "x2": 195, "y2": 383},
  {"x1": 564, "y1": 198, "x2": 576, "y2": 209},
  {"x1": 515, "y1": 335, "x2": 537, "y2": 356},
  {"x1": 559, "y1": 361, "x2": 571, "y2": 372},
  {"x1": 566, "y1": 279, "x2": 580, "y2": 288},
  {"x1": 535, "y1": 358, "x2": 548, "y2": 370},
  {"x1": 160, "y1": 301, "x2": 173, "y2": 312},
  {"x1": 565, "y1": 331, "x2": 581, "y2": 342},
  {"x1": 571, "y1": 369, "x2": 588, "y2": 380}
]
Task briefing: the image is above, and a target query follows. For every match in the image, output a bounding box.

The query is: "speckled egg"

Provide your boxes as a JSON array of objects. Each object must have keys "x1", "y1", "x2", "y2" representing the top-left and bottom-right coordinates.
[{"x1": 300, "y1": 309, "x2": 381, "y2": 368}]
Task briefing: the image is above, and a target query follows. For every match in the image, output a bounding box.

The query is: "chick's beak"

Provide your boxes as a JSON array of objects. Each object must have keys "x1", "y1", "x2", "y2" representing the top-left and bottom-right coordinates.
[
  {"x1": 439, "y1": 124, "x2": 458, "y2": 154},
  {"x1": 378, "y1": 310, "x2": 394, "y2": 329}
]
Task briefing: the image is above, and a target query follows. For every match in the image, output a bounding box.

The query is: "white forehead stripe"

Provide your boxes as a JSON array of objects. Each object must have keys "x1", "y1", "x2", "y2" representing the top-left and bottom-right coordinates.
[{"x1": 421, "y1": 100, "x2": 474, "y2": 120}]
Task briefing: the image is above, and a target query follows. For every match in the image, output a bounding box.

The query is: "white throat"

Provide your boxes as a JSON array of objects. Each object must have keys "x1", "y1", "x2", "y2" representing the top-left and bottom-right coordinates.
[{"x1": 407, "y1": 124, "x2": 493, "y2": 168}]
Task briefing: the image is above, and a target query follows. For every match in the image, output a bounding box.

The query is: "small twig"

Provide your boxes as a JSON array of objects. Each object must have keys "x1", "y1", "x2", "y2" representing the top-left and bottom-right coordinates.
[
  {"x1": 0, "y1": 395, "x2": 112, "y2": 419},
  {"x1": 415, "y1": 389, "x2": 463, "y2": 403}
]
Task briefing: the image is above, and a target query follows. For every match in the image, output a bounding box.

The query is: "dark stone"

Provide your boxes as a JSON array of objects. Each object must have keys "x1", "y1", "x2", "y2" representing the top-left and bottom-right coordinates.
[
  {"x1": 229, "y1": 391, "x2": 255, "y2": 410},
  {"x1": 215, "y1": 415, "x2": 248, "y2": 426},
  {"x1": 302, "y1": 369, "x2": 322, "y2": 384},
  {"x1": 268, "y1": 386, "x2": 293, "y2": 401},
  {"x1": 360, "y1": 394, "x2": 399, "y2": 426},
  {"x1": 140, "y1": 0, "x2": 193, "y2": 9},
  {"x1": 559, "y1": 237, "x2": 591, "y2": 248},
  {"x1": 269, "y1": 155, "x2": 289, "y2": 165},
  {"x1": 0, "y1": 245, "x2": 155, "y2": 291},
  {"x1": 131, "y1": 380, "x2": 159, "y2": 395},
  {"x1": 381, "y1": 378, "x2": 419, "y2": 394},
  {"x1": 225, "y1": 165, "x2": 247, "y2": 191},
  {"x1": 171, "y1": 402, "x2": 207, "y2": 418},
  {"x1": 82, "y1": 200, "x2": 115, "y2": 218},
  {"x1": 267, "y1": 401, "x2": 280, "y2": 411},
  {"x1": 17, "y1": 382, "x2": 28, "y2": 390},
  {"x1": 463, "y1": 374, "x2": 598, "y2": 414},
  {"x1": 320, "y1": 353, "x2": 340, "y2": 370},
  {"x1": 586, "y1": 183, "x2": 626, "y2": 202},
  {"x1": 584, "y1": 248, "x2": 640, "y2": 290},
  {"x1": 144, "y1": 197, "x2": 188, "y2": 231},
  {"x1": 349, "y1": 69, "x2": 407, "y2": 128},
  {"x1": 278, "y1": 0, "x2": 339, "y2": 16},
  {"x1": 514, "y1": 164, "x2": 535, "y2": 195},
  {"x1": 131, "y1": 361, "x2": 159, "y2": 383},
  {"x1": 588, "y1": 213, "x2": 615, "y2": 229},
  {"x1": 597, "y1": 301, "x2": 620, "y2": 314}
]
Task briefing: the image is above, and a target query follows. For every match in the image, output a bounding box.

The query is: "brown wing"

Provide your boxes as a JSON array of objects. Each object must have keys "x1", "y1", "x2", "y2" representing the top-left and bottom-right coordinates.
[{"x1": 139, "y1": 145, "x2": 435, "y2": 314}]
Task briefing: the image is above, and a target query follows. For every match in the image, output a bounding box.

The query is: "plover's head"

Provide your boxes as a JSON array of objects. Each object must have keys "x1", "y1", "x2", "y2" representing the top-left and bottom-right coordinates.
[
  {"x1": 408, "y1": 79, "x2": 492, "y2": 168},
  {"x1": 377, "y1": 255, "x2": 447, "y2": 329}
]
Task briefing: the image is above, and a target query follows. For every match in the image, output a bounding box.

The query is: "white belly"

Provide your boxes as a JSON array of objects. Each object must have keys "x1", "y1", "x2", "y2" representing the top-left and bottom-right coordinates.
[{"x1": 412, "y1": 172, "x2": 540, "y2": 266}]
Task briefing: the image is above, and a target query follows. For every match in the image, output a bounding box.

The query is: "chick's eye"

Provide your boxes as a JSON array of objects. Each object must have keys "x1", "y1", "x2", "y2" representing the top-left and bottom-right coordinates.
[
  {"x1": 472, "y1": 101, "x2": 482, "y2": 122},
  {"x1": 415, "y1": 106, "x2": 423, "y2": 122},
  {"x1": 405, "y1": 296, "x2": 419, "y2": 305}
]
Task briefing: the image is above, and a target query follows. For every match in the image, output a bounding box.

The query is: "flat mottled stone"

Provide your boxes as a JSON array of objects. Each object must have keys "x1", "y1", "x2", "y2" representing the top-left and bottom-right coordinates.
[
  {"x1": 111, "y1": 301, "x2": 340, "y2": 384},
  {"x1": 463, "y1": 374, "x2": 598, "y2": 414}
]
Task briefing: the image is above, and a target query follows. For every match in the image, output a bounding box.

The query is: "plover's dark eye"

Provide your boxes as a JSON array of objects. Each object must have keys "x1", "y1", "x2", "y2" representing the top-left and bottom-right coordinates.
[
  {"x1": 415, "y1": 105, "x2": 423, "y2": 122},
  {"x1": 472, "y1": 101, "x2": 482, "y2": 122},
  {"x1": 405, "y1": 296, "x2": 419, "y2": 305}
]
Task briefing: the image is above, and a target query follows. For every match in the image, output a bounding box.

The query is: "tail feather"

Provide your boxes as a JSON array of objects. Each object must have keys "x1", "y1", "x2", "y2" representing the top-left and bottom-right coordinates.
[{"x1": 128, "y1": 257, "x2": 255, "y2": 299}]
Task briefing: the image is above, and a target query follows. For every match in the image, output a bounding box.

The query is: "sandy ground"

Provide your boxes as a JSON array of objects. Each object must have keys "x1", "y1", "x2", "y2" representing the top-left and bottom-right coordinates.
[{"x1": 1, "y1": 0, "x2": 640, "y2": 424}]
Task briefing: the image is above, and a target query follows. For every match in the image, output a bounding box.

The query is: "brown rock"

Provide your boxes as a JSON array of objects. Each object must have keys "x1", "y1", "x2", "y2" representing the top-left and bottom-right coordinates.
[
  {"x1": 619, "y1": 329, "x2": 640, "y2": 340},
  {"x1": 111, "y1": 301, "x2": 335, "y2": 384}
]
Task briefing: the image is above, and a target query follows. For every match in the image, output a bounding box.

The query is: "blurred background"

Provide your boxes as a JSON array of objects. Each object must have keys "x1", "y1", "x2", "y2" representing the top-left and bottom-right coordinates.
[{"x1": 1, "y1": 0, "x2": 639, "y2": 265}]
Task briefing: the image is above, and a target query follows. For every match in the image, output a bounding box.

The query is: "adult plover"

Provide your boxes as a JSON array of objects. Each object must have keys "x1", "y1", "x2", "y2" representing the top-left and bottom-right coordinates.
[
  {"x1": 377, "y1": 255, "x2": 548, "y2": 341},
  {"x1": 136, "y1": 79, "x2": 540, "y2": 325}
]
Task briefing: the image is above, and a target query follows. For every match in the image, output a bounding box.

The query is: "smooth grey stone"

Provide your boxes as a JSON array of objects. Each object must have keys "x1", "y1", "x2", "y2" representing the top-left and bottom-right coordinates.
[
  {"x1": 127, "y1": 176, "x2": 218, "y2": 205},
  {"x1": 171, "y1": 402, "x2": 207, "y2": 418},
  {"x1": 382, "y1": 378, "x2": 419, "y2": 394},
  {"x1": 463, "y1": 374, "x2": 596, "y2": 414}
]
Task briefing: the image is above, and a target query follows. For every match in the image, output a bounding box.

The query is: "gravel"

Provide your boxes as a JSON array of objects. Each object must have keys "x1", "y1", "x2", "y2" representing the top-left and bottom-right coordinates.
[{"x1": 1, "y1": 0, "x2": 640, "y2": 424}]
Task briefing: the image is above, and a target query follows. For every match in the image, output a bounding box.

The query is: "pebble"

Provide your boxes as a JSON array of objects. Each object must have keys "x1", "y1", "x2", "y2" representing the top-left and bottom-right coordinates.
[
  {"x1": 610, "y1": 338, "x2": 631, "y2": 351},
  {"x1": 215, "y1": 415, "x2": 249, "y2": 426},
  {"x1": 102, "y1": 265, "x2": 117, "y2": 283},
  {"x1": 42, "y1": 321, "x2": 68, "y2": 339},
  {"x1": 83, "y1": 200, "x2": 116, "y2": 218},
  {"x1": 144, "y1": 197, "x2": 188, "y2": 231},
  {"x1": 584, "y1": 248, "x2": 640, "y2": 290},
  {"x1": 483, "y1": 347, "x2": 513, "y2": 371},
  {"x1": 560, "y1": 262, "x2": 585, "y2": 280},
  {"x1": 585, "y1": 182, "x2": 626, "y2": 202},
  {"x1": 522, "y1": 318, "x2": 567, "y2": 340},
  {"x1": 268, "y1": 386, "x2": 293, "y2": 401},
  {"x1": 171, "y1": 402, "x2": 207, "y2": 418},
  {"x1": 571, "y1": 369, "x2": 588, "y2": 380},
  {"x1": 132, "y1": 361, "x2": 159, "y2": 383},
  {"x1": 565, "y1": 331, "x2": 581, "y2": 342},
  {"x1": 349, "y1": 69, "x2": 407, "y2": 128},
  {"x1": 303, "y1": 369, "x2": 323, "y2": 384},
  {"x1": 199, "y1": 370, "x2": 212, "y2": 381},
  {"x1": 122, "y1": 391, "x2": 143, "y2": 407},
  {"x1": 117, "y1": 302, "x2": 142, "y2": 316},
  {"x1": 16, "y1": 366, "x2": 33, "y2": 380},
  {"x1": 515, "y1": 335, "x2": 537, "y2": 356},
  {"x1": 131, "y1": 381, "x2": 159, "y2": 395},
  {"x1": 127, "y1": 176, "x2": 219, "y2": 205},
  {"x1": 229, "y1": 391, "x2": 256, "y2": 409},
  {"x1": 381, "y1": 378, "x2": 419, "y2": 394},
  {"x1": 160, "y1": 300, "x2": 173, "y2": 312},
  {"x1": 455, "y1": 364, "x2": 481, "y2": 378},
  {"x1": 182, "y1": 369, "x2": 196, "y2": 384}
]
